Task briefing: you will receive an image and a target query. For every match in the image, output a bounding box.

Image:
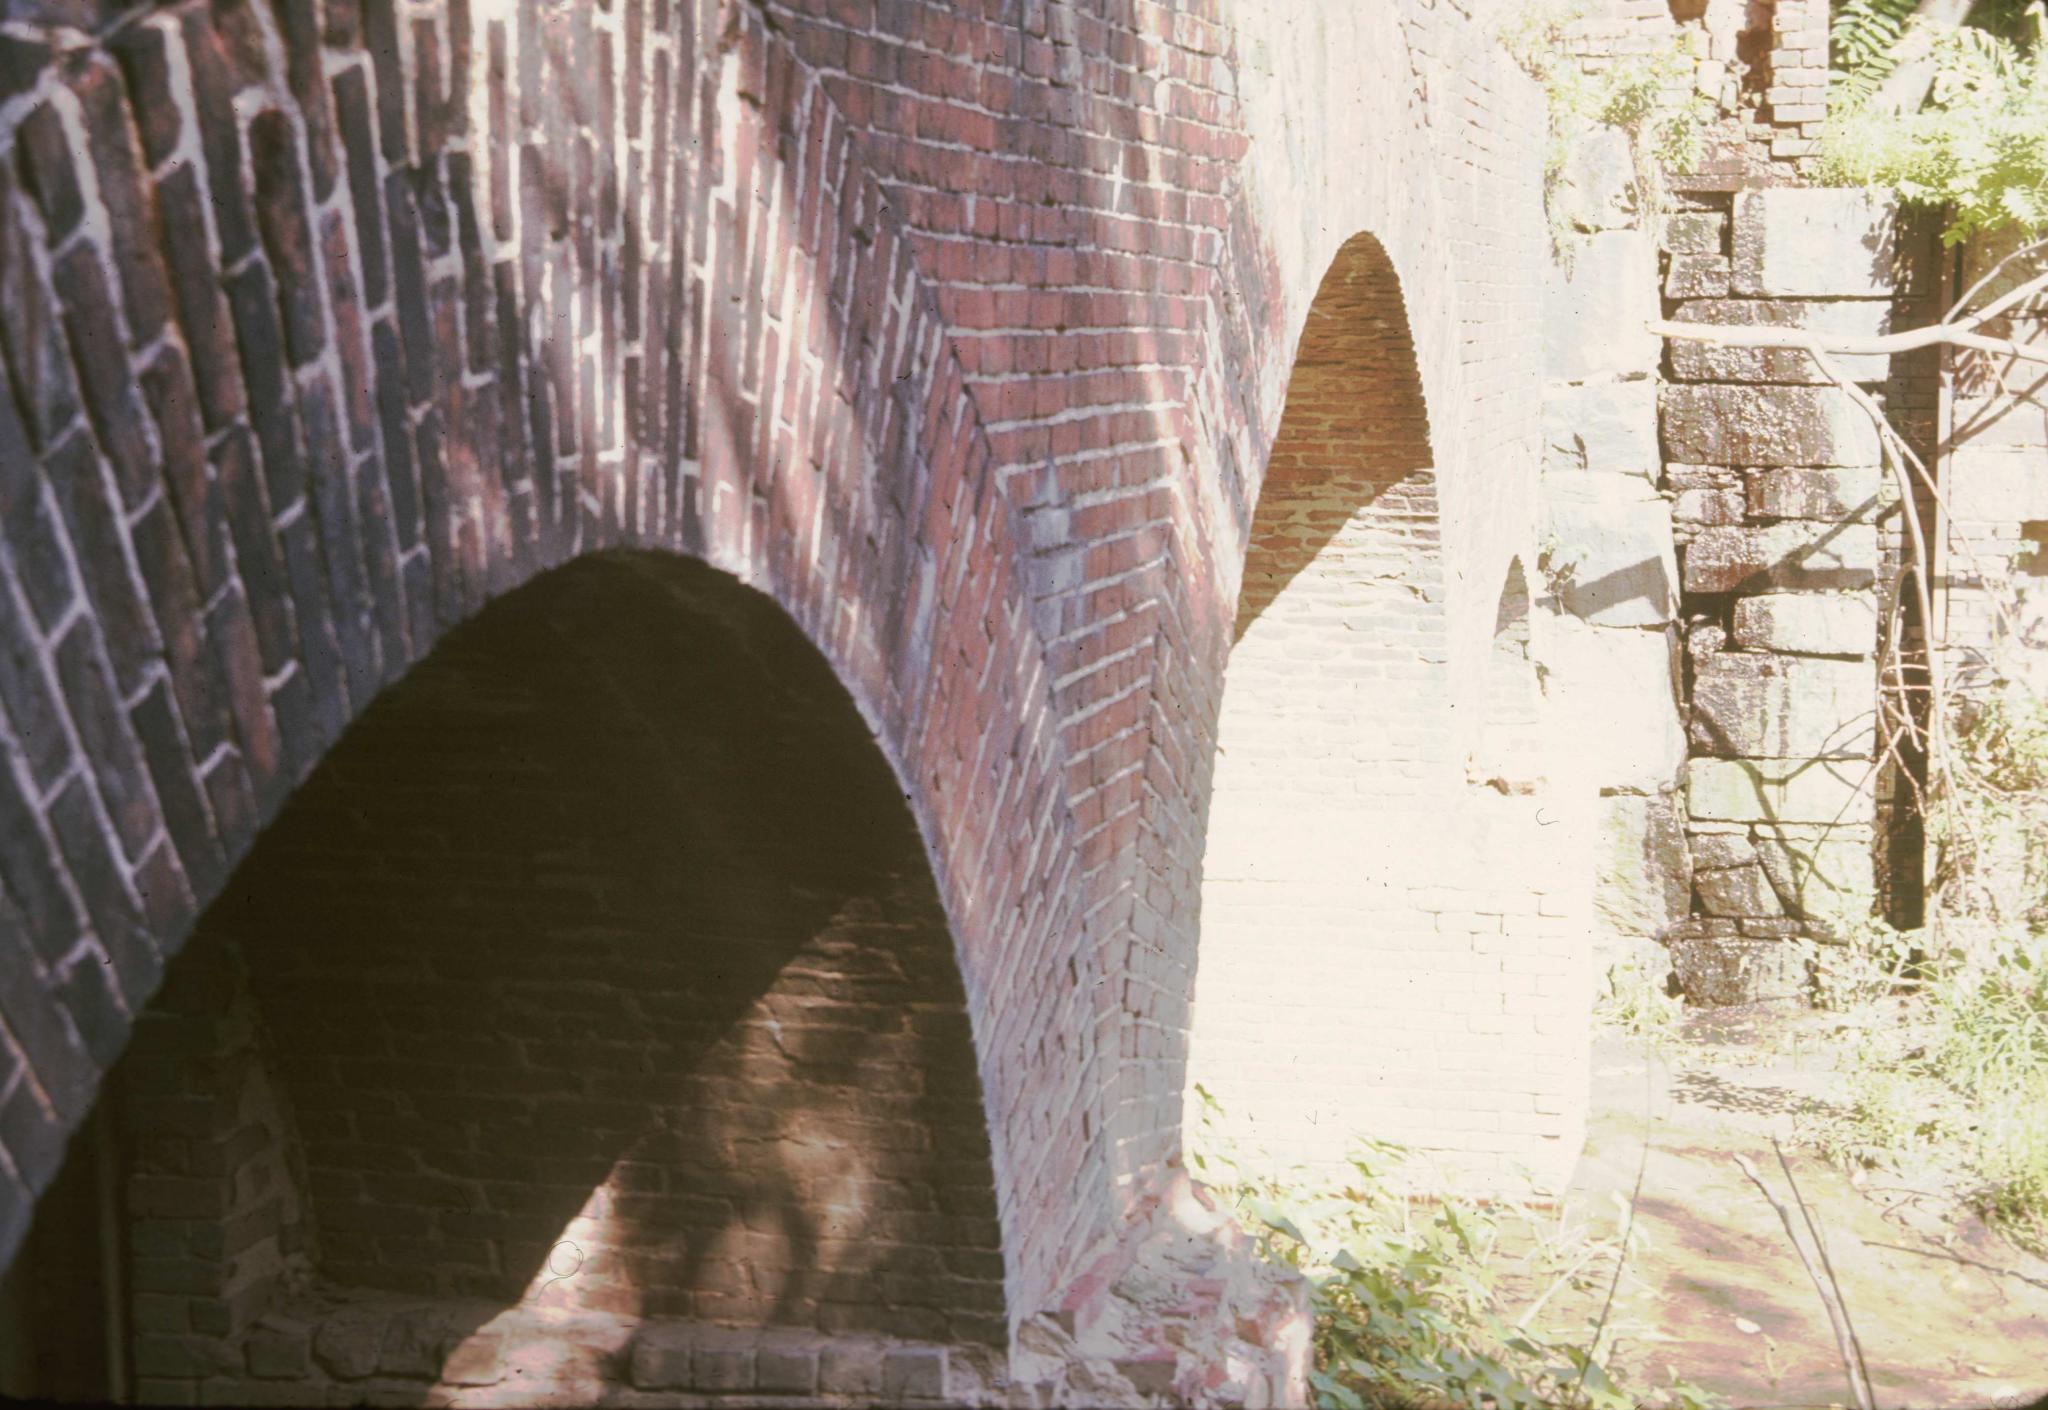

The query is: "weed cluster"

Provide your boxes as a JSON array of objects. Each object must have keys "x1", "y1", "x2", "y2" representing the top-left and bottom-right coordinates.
[
  {"x1": 1801, "y1": 928, "x2": 2048, "y2": 1250},
  {"x1": 1188, "y1": 1089, "x2": 1720, "y2": 1410},
  {"x1": 1594, "y1": 957, "x2": 1684, "y2": 1045},
  {"x1": 1817, "y1": 1, "x2": 2048, "y2": 243},
  {"x1": 1496, "y1": 1, "x2": 1715, "y2": 243}
]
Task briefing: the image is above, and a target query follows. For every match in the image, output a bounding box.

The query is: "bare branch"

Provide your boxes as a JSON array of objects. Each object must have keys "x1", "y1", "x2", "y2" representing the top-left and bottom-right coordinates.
[
  {"x1": 1648, "y1": 311, "x2": 2048, "y2": 367},
  {"x1": 1733, "y1": 1151, "x2": 1876, "y2": 1410},
  {"x1": 1945, "y1": 240, "x2": 2048, "y2": 328}
]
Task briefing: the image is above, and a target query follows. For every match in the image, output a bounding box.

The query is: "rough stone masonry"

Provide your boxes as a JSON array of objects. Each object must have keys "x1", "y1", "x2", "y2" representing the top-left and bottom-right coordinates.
[{"x1": 0, "y1": 0, "x2": 1705, "y2": 1402}]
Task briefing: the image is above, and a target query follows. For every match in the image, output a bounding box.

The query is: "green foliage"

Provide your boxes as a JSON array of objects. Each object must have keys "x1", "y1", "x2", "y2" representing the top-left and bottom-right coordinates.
[
  {"x1": 1189, "y1": 1089, "x2": 1723, "y2": 1410},
  {"x1": 1590, "y1": 43, "x2": 1716, "y2": 177},
  {"x1": 1936, "y1": 681, "x2": 2048, "y2": 932},
  {"x1": 1816, "y1": 2, "x2": 2048, "y2": 243},
  {"x1": 1802, "y1": 931, "x2": 2048, "y2": 1250},
  {"x1": 1829, "y1": 0, "x2": 1920, "y2": 106},
  {"x1": 1594, "y1": 958, "x2": 1685, "y2": 1043},
  {"x1": 1803, "y1": 914, "x2": 1920, "y2": 1012},
  {"x1": 1498, "y1": 2, "x2": 1715, "y2": 233},
  {"x1": 1955, "y1": 679, "x2": 2048, "y2": 793},
  {"x1": 1927, "y1": 935, "x2": 2048, "y2": 1095}
]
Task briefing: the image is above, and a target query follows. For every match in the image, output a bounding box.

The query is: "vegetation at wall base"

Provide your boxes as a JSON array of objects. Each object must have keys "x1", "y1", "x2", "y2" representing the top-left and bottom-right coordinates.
[
  {"x1": 1596, "y1": 957, "x2": 1686, "y2": 1047},
  {"x1": 1798, "y1": 918, "x2": 2048, "y2": 1253},
  {"x1": 1189, "y1": 1089, "x2": 1722, "y2": 1410}
]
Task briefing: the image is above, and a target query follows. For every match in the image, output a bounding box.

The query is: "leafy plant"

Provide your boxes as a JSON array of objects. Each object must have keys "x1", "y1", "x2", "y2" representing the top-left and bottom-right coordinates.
[
  {"x1": 1595, "y1": 958, "x2": 1685, "y2": 1043},
  {"x1": 1830, "y1": 0, "x2": 1921, "y2": 107},
  {"x1": 1497, "y1": 2, "x2": 1715, "y2": 238},
  {"x1": 1189, "y1": 1089, "x2": 1722, "y2": 1410},
  {"x1": 1935, "y1": 680, "x2": 2048, "y2": 932},
  {"x1": 1799, "y1": 930, "x2": 2048, "y2": 1250},
  {"x1": 1803, "y1": 914, "x2": 1921, "y2": 1012},
  {"x1": 1816, "y1": 2, "x2": 2048, "y2": 243}
]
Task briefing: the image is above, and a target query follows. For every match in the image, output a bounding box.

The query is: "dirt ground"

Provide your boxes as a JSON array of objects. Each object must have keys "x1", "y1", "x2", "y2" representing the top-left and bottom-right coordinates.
[{"x1": 1523, "y1": 1010, "x2": 2048, "y2": 1410}]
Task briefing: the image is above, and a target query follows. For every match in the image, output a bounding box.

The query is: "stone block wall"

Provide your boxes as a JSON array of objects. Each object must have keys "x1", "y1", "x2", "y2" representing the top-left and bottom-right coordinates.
[
  {"x1": 1539, "y1": 131, "x2": 1690, "y2": 960},
  {"x1": 1657, "y1": 187, "x2": 1939, "y2": 991}
]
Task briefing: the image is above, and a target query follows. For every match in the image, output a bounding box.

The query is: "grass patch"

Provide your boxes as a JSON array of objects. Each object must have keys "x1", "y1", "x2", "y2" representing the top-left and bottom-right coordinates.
[
  {"x1": 1189, "y1": 1089, "x2": 1721, "y2": 1410},
  {"x1": 1594, "y1": 956, "x2": 1685, "y2": 1046},
  {"x1": 1799, "y1": 928, "x2": 2048, "y2": 1252}
]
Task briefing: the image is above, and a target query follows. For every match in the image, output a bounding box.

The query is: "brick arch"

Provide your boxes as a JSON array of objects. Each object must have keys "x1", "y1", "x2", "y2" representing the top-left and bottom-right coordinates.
[
  {"x1": 1185, "y1": 231, "x2": 1465, "y2": 1172},
  {"x1": 0, "y1": 549, "x2": 1011, "y2": 1401},
  {"x1": 0, "y1": 0, "x2": 1109, "y2": 1331},
  {"x1": 1110, "y1": 0, "x2": 1555, "y2": 1189},
  {"x1": 1472, "y1": 555, "x2": 1545, "y2": 794}
]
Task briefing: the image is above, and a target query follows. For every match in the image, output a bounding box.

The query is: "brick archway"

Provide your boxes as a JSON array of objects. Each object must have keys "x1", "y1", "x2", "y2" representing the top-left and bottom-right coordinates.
[
  {"x1": 1187, "y1": 233, "x2": 1464, "y2": 1172},
  {"x1": 3, "y1": 550, "x2": 1009, "y2": 1402},
  {"x1": 1473, "y1": 556, "x2": 1545, "y2": 794},
  {"x1": 0, "y1": 0, "x2": 1104, "y2": 1335},
  {"x1": 1187, "y1": 233, "x2": 1585, "y2": 1192},
  {"x1": 0, "y1": 0, "x2": 1566, "y2": 1392}
]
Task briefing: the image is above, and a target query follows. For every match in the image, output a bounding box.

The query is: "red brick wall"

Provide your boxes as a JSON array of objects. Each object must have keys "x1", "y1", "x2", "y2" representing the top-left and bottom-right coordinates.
[
  {"x1": 0, "y1": 0, "x2": 1559, "y2": 1355},
  {"x1": 99, "y1": 552, "x2": 1004, "y2": 1396}
]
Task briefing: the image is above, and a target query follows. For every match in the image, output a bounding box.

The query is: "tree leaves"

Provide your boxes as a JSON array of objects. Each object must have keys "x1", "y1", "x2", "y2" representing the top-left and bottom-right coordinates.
[{"x1": 1820, "y1": 2, "x2": 2048, "y2": 243}]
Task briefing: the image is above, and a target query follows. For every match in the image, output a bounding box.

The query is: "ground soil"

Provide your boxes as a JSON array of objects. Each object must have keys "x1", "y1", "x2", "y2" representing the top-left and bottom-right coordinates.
[{"x1": 1521, "y1": 1009, "x2": 2048, "y2": 1410}]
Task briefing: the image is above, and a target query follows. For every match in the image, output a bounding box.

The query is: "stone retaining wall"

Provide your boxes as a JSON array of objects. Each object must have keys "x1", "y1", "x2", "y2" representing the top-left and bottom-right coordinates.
[{"x1": 1656, "y1": 186, "x2": 1942, "y2": 998}]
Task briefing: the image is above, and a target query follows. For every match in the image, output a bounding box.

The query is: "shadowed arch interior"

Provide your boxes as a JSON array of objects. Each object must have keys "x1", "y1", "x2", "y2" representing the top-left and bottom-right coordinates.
[
  {"x1": 1472, "y1": 557, "x2": 1545, "y2": 794},
  {"x1": 6, "y1": 550, "x2": 1007, "y2": 1399},
  {"x1": 1233, "y1": 232, "x2": 1438, "y2": 643}
]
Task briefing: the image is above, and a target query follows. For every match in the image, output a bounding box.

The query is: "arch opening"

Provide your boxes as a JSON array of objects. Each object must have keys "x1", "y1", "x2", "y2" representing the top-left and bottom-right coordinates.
[
  {"x1": 1188, "y1": 237, "x2": 1584, "y2": 1193},
  {"x1": 2, "y1": 551, "x2": 1007, "y2": 1404}
]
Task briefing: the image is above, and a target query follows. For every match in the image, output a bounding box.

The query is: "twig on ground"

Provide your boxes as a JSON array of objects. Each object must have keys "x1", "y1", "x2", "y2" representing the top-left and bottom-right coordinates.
[
  {"x1": 1580, "y1": 1063, "x2": 1653, "y2": 1394},
  {"x1": 1733, "y1": 1149, "x2": 1877, "y2": 1410},
  {"x1": 1776, "y1": 1136, "x2": 1877, "y2": 1404}
]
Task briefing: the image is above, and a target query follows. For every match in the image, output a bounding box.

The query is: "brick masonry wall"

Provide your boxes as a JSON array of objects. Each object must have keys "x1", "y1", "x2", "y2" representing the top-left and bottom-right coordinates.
[
  {"x1": 1133, "y1": 0, "x2": 1560, "y2": 1194},
  {"x1": 1189, "y1": 235, "x2": 1587, "y2": 1189},
  {"x1": 0, "y1": 0, "x2": 1561, "y2": 1370},
  {"x1": 105, "y1": 550, "x2": 1007, "y2": 1398},
  {"x1": 0, "y1": 0, "x2": 1107, "y2": 1325},
  {"x1": 1564, "y1": 0, "x2": 1829, "y2": 182}
]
